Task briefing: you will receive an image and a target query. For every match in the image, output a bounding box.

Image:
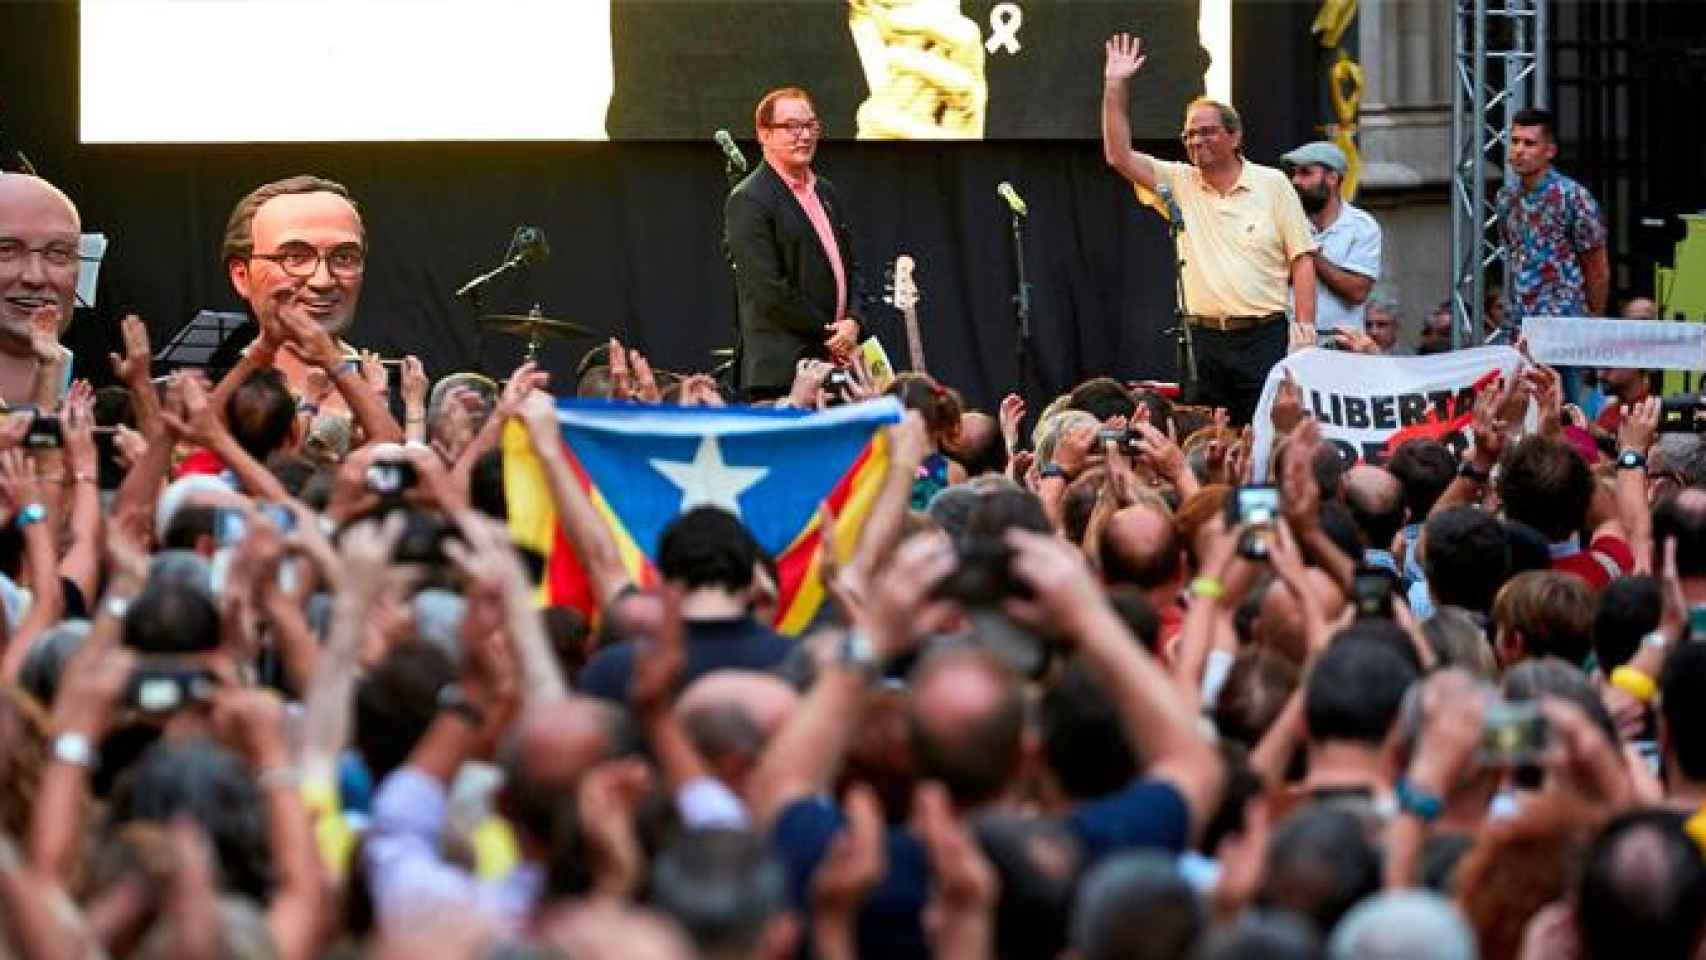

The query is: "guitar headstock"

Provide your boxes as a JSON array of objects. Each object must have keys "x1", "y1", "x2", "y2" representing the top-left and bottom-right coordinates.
[{"x1": 891, "y1": 254, "x2": 919, "y2": 313}]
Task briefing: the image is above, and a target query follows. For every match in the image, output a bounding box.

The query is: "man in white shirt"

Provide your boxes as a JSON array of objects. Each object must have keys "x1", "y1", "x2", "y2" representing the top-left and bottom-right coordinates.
[{"x1": 1283, "y1": 141, "x2": 1383, "y2": 339}]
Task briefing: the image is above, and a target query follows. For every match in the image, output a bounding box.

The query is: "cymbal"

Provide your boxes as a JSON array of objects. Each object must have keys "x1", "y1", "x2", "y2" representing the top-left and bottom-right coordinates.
[
  {"x1": 709, "y1": 347, "x2": 735, "y2": 359},
  {"x1": 479, "y1": 314, "x2": 594, "y2": 339}
]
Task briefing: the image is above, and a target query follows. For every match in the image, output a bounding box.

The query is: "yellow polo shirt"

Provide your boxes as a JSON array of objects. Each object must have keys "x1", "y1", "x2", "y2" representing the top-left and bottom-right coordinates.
[{"x1": 1149, "y1": 158, "x2": 1317, "y2": 319}]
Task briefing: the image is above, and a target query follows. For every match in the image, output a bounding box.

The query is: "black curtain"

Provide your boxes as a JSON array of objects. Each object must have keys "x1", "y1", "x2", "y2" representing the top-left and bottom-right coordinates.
[{"x1": 1, "y1": 0, "x2": 1317, "y2": 414}]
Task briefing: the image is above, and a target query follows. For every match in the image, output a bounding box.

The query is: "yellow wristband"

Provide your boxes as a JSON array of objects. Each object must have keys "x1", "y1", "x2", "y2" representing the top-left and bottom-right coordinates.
[
  {"x1": 1609, "y1": 665, "x2": 1658, "y2": 705},
  {"x1": 1189, "y1": 576, "x2": 1226, "y2": 601}
]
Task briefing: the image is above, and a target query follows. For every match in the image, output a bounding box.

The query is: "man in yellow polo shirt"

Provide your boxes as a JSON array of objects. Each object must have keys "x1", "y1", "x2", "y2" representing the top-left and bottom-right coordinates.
[{"x1": 1100, "y1": 33, "x2": 1318, "y2": 425}]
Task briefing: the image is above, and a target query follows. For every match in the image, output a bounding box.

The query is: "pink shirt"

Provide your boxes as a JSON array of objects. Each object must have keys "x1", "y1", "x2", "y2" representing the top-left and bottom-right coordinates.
[{"x1": 769, "y1": 159, "x2": 846, "y2": 322}]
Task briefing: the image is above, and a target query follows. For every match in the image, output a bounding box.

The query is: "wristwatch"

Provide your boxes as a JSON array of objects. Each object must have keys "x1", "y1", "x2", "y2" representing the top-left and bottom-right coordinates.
[
  {"x1": 14, "y1": 503, "x2": 45, "y2": 530},
  {"x1": 1039, "y1": 463, "x2": 1071, "y2": 482},
  {"x1": 1457, "y1": 461, "x2": 1491, "y2": 483},
  {"x1": 436, "y1": 683, "x2": 487, "y2": 728},
  {"x1": 1616, "y1": 449, "x2": 1648, "y2": 471},
  {"x1": 837, "y1": 629, "x2": 882, "y2": 679},
  {"x1": 51, "y1": 732, "x2": 94, "y2": 769},
  {"x1": 101, "y1": 594, "x2": 132, "y2": 622}
]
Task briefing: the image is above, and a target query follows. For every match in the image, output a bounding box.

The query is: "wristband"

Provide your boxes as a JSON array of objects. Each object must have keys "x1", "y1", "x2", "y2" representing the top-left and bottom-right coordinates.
[
  {"x1": 1188, "y1": 576, "x2": 1226, "y2": 600},
  {"x1": 1457, "y1": 461, "x2": 1491, "y2": 483},
  {"x1": 1396, "y1": 777, "x2": 1444, "y2": 823},
  {"x1": 1039, "y1": 463, "x2": 1070, "y2": 481},
  {"x1": 50, "y1": 732, "x2": 94, "y2": 769},
  {"x1": 1609, "y1": 665, "x2": 1658, "y2": 705},
  {"x1": 15, "y1": 503, "x2": 45, "y2": 530},
  {"x1": 297, "y1": 401, "x2": 320, "y2": 417}
]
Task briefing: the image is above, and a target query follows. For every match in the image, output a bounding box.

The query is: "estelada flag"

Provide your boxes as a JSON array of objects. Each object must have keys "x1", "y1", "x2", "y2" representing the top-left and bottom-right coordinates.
[{"x1": 503, "y1": 397, "x2": 902, "y2": 634}]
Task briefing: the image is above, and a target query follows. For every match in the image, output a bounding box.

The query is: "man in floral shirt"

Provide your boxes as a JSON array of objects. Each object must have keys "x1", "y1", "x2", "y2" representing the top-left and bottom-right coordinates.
[
  {"x1": 1497, "y1": 107, "x2": 1609, "y2": 399},
  {"x1": 1497, "y1": 107, "x2": 1610, "y2": 319}
]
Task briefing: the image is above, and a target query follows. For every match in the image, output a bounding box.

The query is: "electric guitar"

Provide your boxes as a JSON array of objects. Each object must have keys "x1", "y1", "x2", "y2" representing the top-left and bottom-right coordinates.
[{"x1": 890, "y1": 254, "x2": 925, "y2": 374}]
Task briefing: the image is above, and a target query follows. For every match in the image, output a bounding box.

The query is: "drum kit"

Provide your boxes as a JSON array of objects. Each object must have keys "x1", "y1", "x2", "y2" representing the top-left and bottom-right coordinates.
[{"x1": 477, "y1": 305, "x2": 593, "y2": 362}]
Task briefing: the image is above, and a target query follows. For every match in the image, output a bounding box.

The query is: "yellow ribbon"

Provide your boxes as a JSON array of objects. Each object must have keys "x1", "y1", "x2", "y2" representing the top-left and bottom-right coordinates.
[
  {"x1": 1688, "y1": 804, "x2": 1706, "y2": 860},
  {"x1": 1327, "y1": 51, "x2": 1364, "y2": 201},
  {"x1": 1311, "y1": 0, "x2": 1359, "y2": 49}
]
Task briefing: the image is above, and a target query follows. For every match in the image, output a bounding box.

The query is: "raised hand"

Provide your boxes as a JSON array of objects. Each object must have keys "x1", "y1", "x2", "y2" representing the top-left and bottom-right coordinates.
[
  {"x1": 401, "y1": 355, "x2": 429, "y2": 409},
  {"x1": 823, "y1": 317, "x2": 859, "y2": 358},
  {"x1": 789, "y1": 358, "x2": 834, "y2": 409},
  {"x1": 607, "y1": 337, "x2": 634, "y2": 400},
  {"x1": 159, "y1": 372, "x2": 226, "y2": 448},
  {"x1": 498, "y1": 360, "x2": 550, "y2": 419},
  {"x1": 1104, "y1": 33, "x2": 1148, "y2": 83},
  {"x1": 28, "y1": 304, "x2": 63, "y2": 365},
  {"x1": 998, "y1": 393, "x2": 1026, "y2": 453},
  {"x1": 60, "y1": 380, "x2": 97, "y2": 478},
  {"x1": 628, "y1": 350, "x2": 661, "y2": 404},
  {"x1": 1470, "y1": 375, "x2": 1512, "y2": 466},
  {"x1": 1618, "y1": 394, "x2": 1661, "y2": 456},
  {"x1": 107, "y1": 313, "x2": 155, "y2": 387},
  {"x1": 1002, "y1": 526, "x2": 1109, "y2": 641},
  {"x1": 1271, "y1": 367, "x2": 1304, "y2": 435},
  {"x1": 0, "y1": 448, "x2": 44, "y2": 523},
  {"x1": 359, "y1": 349, "x2": 388, "y2": 397}
]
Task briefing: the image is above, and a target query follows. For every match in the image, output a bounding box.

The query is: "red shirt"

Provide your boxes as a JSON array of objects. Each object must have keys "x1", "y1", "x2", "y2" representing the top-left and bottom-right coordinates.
[{"x1": 1551, "y1": 533, "x2": 1634, "y2": 589}]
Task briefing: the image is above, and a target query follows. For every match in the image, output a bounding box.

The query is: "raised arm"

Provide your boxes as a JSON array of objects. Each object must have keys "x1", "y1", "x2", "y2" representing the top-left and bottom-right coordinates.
[
  {"x1": 1101, "y1": 34, "x2": 1161, "y2": 190},
  {"x1": 843, "y1": 412, "x2": 930, "y2": 591},
  {"x1": 211, "y1": 688, "x2": 324, "y2": 960},
  {"x1": 747, "y1": 533, "x2": 953, "y2": 827},
  {"x1": 56, "y1": 384, "x2": 101, "y2": 604},
  {"x1": 446, "y1": 512, "x2": 567, "y2": 704},
  {"x1": 159, "y1": 373, "x2": 292, "y2": 504},
  {"x1": 517, "y1": 391, "x2": 633, "y2": 608},
  {"x1": 1006, "y1": 529, "x2": 1223, "y2": 842},
  {"x1": 0, "y1": 451, "x2": 63, "y2": 681},
  {"x1": 276, "y1": 312, "x2": 402, "y2": 444}
]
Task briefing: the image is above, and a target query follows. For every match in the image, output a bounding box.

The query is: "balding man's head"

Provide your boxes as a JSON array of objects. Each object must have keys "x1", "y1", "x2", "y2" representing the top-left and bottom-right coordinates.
[
  {"x1": 0, "y1": 174, "x2": 81, "y2": 344},
  {"x1": 1344, "y1": 466, "x2": 1406, "y2": 551},
  {"x1": 676, "y1": 670, "x2": 799, "y2": 738},
  {"x1": 908, "y1": 645, "x2": 1025, "y2": 810},
  {"x1": 1101, "y1": 503, "x2": 1183, "y2": 591},
  {"x1": 501, "y1": 696, "x2": 632, "y2": 845},
  {"x1": 675, "y1": 671, "x2": 800, "y2": 794}
]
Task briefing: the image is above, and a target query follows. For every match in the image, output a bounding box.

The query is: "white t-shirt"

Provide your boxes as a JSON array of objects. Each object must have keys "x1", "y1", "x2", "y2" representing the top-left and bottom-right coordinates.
[{"x1": 1309, "y1": 202, "x2": 1383, "y2": 332}]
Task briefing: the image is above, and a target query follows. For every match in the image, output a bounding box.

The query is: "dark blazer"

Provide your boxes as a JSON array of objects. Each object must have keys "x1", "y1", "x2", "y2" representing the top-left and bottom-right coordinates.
[{"x1": 724, "y1": 161, "x2": 862, "y2": 396}]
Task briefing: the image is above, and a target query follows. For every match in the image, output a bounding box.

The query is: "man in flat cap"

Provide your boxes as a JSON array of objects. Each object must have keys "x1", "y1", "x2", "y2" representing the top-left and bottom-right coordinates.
[{"x1": 1283, "y1": 141, "x2": 1383, "y2": 344}]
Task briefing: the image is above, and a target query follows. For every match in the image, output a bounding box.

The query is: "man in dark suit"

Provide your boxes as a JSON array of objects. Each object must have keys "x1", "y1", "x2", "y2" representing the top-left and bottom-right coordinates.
[{"x1": 724, "y1": 87, "x2": 864, "y2": 400}]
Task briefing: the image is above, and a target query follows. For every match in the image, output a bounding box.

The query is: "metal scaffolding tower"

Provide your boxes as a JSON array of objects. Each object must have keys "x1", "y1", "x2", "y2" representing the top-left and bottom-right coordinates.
[{"x1": 1450, "y1": 0, "x2": 1548, "y2": 347}]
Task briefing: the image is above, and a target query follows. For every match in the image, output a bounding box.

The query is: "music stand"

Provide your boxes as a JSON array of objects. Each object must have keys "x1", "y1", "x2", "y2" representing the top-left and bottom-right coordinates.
[{"x1": 154, "y1": 310, "x2": 251, "y2": 378}]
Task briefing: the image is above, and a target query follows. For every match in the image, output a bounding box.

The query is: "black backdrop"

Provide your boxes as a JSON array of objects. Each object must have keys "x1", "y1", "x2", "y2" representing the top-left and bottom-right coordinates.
[{"x1": 1, "y1": 1, "x2": 1317, "y2": 413}]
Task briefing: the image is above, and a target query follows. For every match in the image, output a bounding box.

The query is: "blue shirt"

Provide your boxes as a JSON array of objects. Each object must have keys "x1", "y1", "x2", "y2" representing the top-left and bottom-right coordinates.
[
  {"x1": 576, "y1": 614, "x2": 794, "y2": 700},
  {"x1": 771, "y1": 779, "x2": 1189, "y2": 959}
]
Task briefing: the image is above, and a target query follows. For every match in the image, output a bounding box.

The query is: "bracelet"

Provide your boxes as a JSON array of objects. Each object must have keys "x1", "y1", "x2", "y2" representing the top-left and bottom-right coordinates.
[
  {"x1": 1396, "y1": 777, "x2": 1444, "y2": 823},
  {"x1": 1188, "y1": 576, "x2": 1226, "y2": 600},
  {"x1": 74, "y1": 473, "x2": 96, "y2": 485},
  {"x1": 1609, "y1": 665, "x2": 1658, "y2": 705},
  {"x1": 297, "y1": 401, "x2": 320, "y2": 417}
]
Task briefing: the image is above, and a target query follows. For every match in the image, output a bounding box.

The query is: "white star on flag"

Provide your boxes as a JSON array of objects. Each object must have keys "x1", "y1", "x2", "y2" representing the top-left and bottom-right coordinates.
[{"x1": 649, "y1": 435, "x2": 769, "y2": 519}]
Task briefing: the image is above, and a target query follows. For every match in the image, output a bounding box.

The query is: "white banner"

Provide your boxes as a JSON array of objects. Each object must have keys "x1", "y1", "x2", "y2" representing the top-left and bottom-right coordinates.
[
  {"x1": 1250, "y1": 346, "x2": 1524, "y2": 480},
  {"x1": 1521, "y1": 316, "x2": 1706, "y2": 370}
]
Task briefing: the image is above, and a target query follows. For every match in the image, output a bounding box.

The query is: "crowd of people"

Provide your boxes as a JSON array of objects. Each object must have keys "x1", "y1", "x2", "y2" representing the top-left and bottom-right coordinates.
[{"x1": 0, "y1": 24, "x2": 1700, "y2": 959}]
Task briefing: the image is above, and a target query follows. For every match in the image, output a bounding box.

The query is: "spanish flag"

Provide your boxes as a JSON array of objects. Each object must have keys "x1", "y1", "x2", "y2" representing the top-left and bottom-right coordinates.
[{"x1": 503, "y1": 398, "x2": 901, "y2": 634}]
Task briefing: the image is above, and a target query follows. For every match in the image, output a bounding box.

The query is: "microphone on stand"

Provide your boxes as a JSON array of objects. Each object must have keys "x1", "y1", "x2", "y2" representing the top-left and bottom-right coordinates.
[
  {"x1": 714, "y1": 129, "x2": 749, "y2": 174},
  {"x1": 1157, "y1": 183, "x2": 1185, "y2": 232},
  {"x1": 996, "y1": 181, "x2": 1028, "y2": 217},
  {"x1": 455, "y1": 225, "x2": 549, "y2": 302}
]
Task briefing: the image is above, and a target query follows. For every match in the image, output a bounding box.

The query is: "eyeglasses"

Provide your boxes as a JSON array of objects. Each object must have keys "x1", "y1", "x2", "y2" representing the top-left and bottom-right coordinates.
[
  {"x1": 1181, "y1": 125, "x2": 1225, "y2": 143},
  {"x1": 250, "y1": 242, "x2": 366, "y2": 279},
  {"x1": 768, "y1": 119, "x2": 823, "y2": 139},
  {"x1": 0, "y1": 239, "x2": 79, "y2": 270}
]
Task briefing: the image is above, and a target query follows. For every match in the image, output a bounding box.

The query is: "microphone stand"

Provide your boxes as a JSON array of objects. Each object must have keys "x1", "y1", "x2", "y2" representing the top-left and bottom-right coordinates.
[
  {"x1": 1008, "y1": 207, "x2": 1033, "y2": 405},
  {"x1": 719, "y1": 155, "x2": 748, "y2": 395},
  {"x1": 1165, "y1": 214, "x2": 1197, "y2": 404}
]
